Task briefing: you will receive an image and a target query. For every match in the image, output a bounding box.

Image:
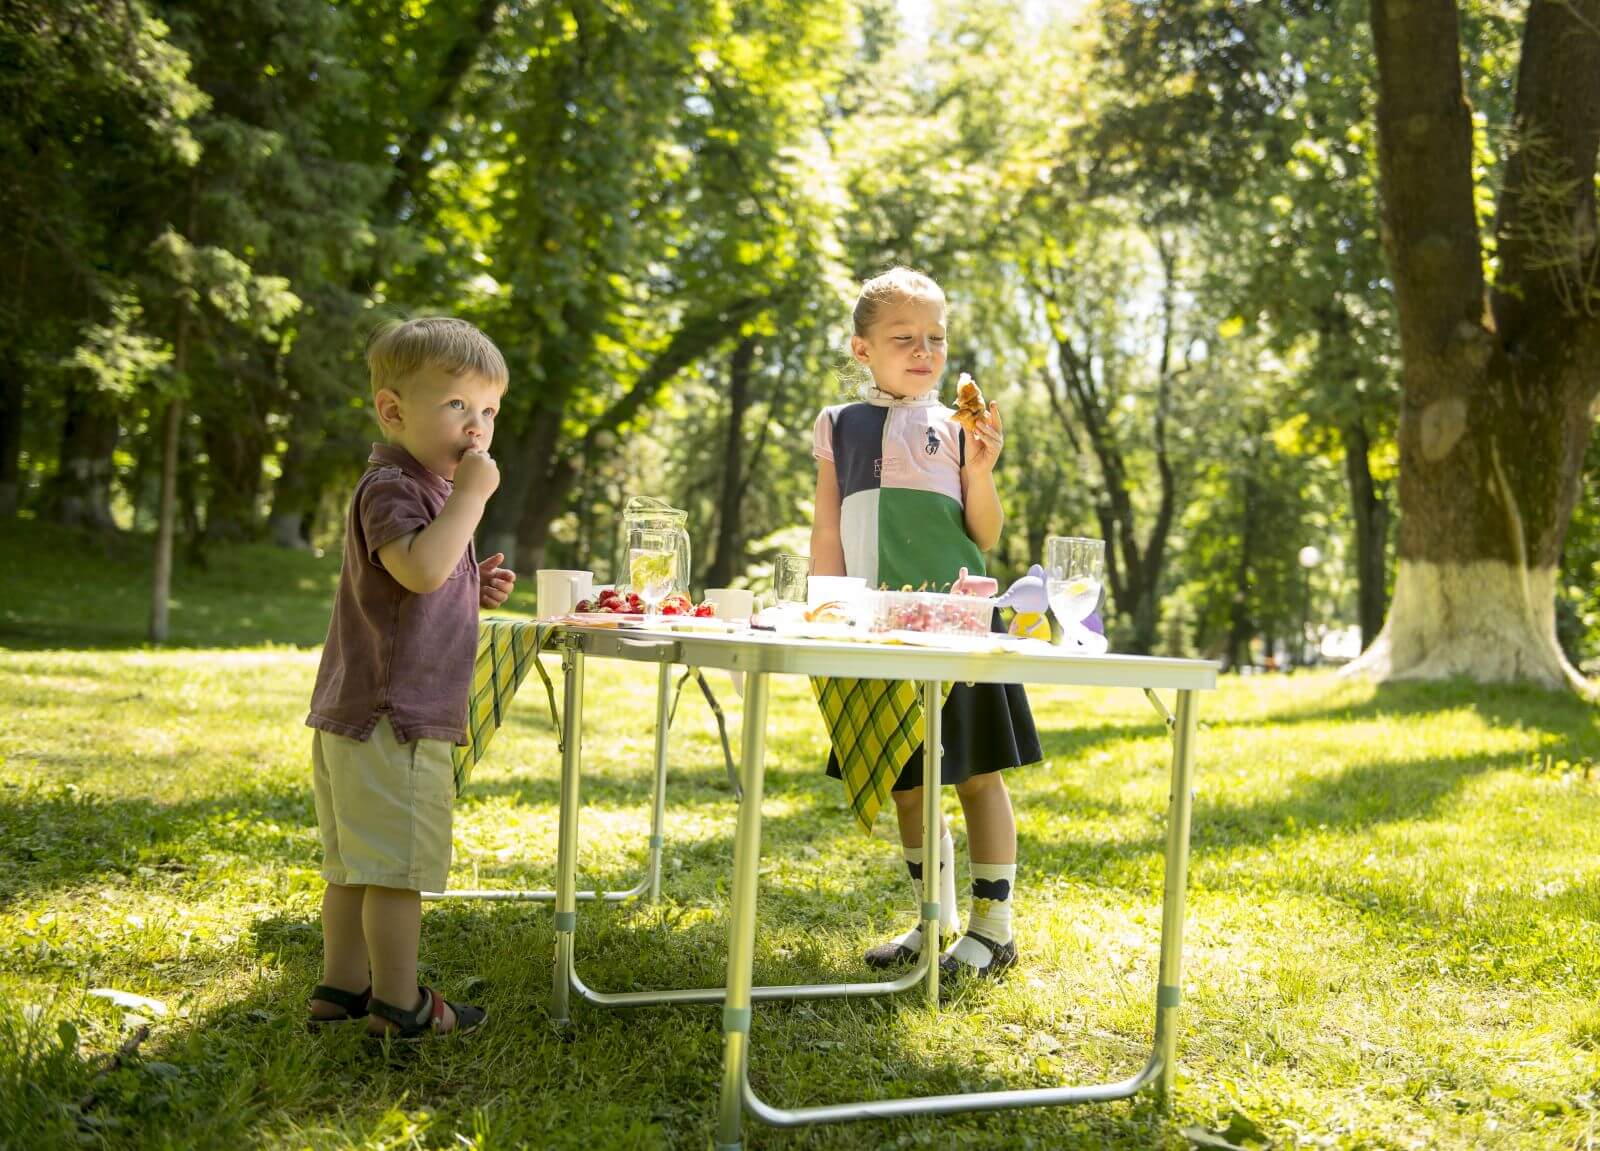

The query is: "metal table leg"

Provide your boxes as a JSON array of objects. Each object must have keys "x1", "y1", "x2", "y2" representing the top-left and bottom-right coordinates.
[
  {"x1": 648, "y1": 662, "x2": 670, "y2": 903},
  {"x1": 1155, "y1": 688, "x2": 1198, "y2": 1105},
  {"x1": 921, "y1": 679, "x2": 942, "y2": 1008},
  {"x1": 558, "y1": 658, "x2": 925, "y2": 1011},
  {"x1": 715, "y1": 671, "x2": 771, "y2": 1151},
  {"x1": 425, "y1": 652, "x2": 669, "y2": 905},
  {"x1": 734, "y1": 686, "x2": 1202, "y2": 1129},
  {"x1": 550, "y1": 646, "x2": 585, "y2": 1028}
]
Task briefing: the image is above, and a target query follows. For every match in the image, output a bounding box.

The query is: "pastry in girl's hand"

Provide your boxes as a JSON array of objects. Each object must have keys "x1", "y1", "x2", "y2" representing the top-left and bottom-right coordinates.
[{"x1": 952, "y1": 373, "x2": 987, "y2": 434}]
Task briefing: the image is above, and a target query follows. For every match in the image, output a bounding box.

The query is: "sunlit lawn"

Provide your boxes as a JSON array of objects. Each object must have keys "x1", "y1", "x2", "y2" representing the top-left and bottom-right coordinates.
[{"x1": 2, "y1": 521, "x2": 1598, "y2": 1149}]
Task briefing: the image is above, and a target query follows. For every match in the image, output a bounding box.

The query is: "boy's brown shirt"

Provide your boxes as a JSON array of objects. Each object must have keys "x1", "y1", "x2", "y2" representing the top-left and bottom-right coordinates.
[{"x1": 307, "y1": 443, "x2": 478, "y2": 744}]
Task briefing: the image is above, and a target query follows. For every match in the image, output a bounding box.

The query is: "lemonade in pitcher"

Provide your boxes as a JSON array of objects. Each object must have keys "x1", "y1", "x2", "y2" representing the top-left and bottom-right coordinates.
[{"x1": 629, "y1": 547, "x2": 677, "y2": 607}]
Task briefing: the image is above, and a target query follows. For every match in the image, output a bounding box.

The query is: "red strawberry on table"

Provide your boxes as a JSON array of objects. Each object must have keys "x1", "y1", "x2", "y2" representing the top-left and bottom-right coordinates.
[
  {"x1": 574, "y1": 598, "x2": 593, "y2": 613},
  {"x1": 694, "y1": 603, "x2": 715, "y2": 617}
]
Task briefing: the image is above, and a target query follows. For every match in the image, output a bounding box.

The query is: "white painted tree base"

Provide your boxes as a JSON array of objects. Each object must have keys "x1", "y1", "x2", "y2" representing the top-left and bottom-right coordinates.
[{"x1": 1342, "y1": 559, "x2": 1594, "y2": 696}]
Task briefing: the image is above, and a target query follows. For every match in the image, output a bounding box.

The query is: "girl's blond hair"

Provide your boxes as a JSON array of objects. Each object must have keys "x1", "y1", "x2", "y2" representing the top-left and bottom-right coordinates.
[{"x1": 852, "y1": 266, "x2": 946, "y2": 336}]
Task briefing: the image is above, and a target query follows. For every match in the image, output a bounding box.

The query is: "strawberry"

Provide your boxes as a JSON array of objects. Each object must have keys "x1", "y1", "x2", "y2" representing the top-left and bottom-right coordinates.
[
  {"x1": 574, "y1": 598, "x2": 593, "y2": 613},
  {"x1": 694, "y1": 603, "x2": 715, "y2": 617}
]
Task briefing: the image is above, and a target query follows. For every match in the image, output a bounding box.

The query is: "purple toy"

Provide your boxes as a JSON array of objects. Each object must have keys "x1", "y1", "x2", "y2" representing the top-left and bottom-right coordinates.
[
  {"x1": 996, "y1": 562, "x2": 1106, "y2": 646},
  {"x1": 994, "y1": 563, "x2": 1050, "y2": 614}
]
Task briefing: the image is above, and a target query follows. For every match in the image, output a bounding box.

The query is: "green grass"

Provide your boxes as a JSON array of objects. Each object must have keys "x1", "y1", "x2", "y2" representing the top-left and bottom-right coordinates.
[{"x1": 2, "y1": 519, "x2": 1599, "y2": 1149}]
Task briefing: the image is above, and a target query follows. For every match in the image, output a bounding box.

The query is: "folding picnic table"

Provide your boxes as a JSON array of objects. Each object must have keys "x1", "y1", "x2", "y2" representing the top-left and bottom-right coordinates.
[{"x1": 439, "y1": 619, "x2": 1216, "y2": 1150}]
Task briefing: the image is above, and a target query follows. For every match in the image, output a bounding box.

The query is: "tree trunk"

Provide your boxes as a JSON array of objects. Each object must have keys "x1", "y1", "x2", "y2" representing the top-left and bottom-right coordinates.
[
  {"x1": 1041, "y1": 237, "x2": 1179, "y2": 656},
  {"x1": 480, "y1": 403, "x2": 566, "y2": 573},
  {"x1": 266, "y1": 400, "x2": 323, "y2": 549},
  {"x1": 1354, "y1": 0, "x2": 1600, "y2": 693},
  {"x1": 0, "y1": 342, "x2": 22, "y2": 517},
  {"x1": 1339, "y1": 412, "x2": 1389, "y2": 648},
  {"x1": 148, "y1": 397, "x2": 182, "y2": 642},
  {"x1": 482, "y1": 296, "x2": 777, "y2": 576},
  {"x1": 514, "y1": 474, "x2": 570, "y2": 576},
  {"x1": 48, "y1": 382, "x2": 119, "y2": 531},
  {"x1": 1023, "y1": 455, "x2": 1064, "y2": 577},
  {"x1": 1227, "y1": 466, "x2": 1258, "y2": 671},
  {"x1": 268, "y1": 450, "x2": 319, "y2": 549},
  {"x1": 202, "y1": 417, "x2": 268, "y2": 541},
  {"x1": 150, "y1": 298, "x2": 188, "y2": 642},
  {"x1": 705, "y1": 336, "x2": 758, "y2": 589}
]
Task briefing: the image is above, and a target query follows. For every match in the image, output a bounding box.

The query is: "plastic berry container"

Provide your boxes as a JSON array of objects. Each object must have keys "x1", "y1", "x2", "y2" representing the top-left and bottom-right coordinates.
[{"x1": 868, "y1": 589, "x2": 995, "y2": 637}]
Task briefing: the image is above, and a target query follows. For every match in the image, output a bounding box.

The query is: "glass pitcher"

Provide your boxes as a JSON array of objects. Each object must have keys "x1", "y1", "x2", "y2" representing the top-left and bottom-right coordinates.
[{"x1": 617, "y1": 496, "x2": 692, "y2": 607}]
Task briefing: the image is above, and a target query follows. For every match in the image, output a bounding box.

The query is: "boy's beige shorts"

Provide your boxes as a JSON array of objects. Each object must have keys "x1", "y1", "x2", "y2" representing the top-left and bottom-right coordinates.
[{"x1": 311, "y1": 716, "x2": 454, "y2": 892}]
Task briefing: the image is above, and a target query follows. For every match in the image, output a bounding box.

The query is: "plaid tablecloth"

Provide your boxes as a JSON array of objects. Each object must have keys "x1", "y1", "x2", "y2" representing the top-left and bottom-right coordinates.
[
  {"x1": 457, "y1": 618, "x2": 941, "y2": 832},
  {"x1": 452, "y1": 618, "x2": 559, "y2": 795},
  {"x1": 810, "y1": 676, "x2": 951, "y2": 834},
  {"x1": 452, "y1": 617, "x2": 738, "y2": 798}
]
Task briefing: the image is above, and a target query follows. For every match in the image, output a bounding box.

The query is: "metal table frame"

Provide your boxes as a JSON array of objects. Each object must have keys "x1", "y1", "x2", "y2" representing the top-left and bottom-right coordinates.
[{"x1": 528, "y1": 625, "x2": 1214, "y2": 1150}]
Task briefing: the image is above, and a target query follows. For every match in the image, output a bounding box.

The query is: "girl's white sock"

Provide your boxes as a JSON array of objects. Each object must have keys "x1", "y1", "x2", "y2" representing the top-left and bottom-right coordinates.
[{"x1": 946, "y1": 860, "x2": 1015, "y2": 969}]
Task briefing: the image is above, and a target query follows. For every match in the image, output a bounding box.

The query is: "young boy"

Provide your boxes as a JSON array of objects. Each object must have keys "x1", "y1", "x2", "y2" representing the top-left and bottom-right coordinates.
[{"x1": 304, "y1": 316, "x2": 517, "y2": 1039}]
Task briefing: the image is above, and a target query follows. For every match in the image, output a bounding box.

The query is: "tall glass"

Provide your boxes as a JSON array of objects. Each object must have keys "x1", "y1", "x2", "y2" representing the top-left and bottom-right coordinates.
[
  {"x1": 1045, "y1": 536, "x2": 1106, "y2": 625},
  {"x1": 774, "y1": 554, "x2": 810, "y2": 605}
]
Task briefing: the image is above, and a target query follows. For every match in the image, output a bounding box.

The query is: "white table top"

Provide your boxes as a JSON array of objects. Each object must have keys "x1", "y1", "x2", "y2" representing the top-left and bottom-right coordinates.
[{"x1": 550, "y1": 623, "x2": 1218, "y2": 692}]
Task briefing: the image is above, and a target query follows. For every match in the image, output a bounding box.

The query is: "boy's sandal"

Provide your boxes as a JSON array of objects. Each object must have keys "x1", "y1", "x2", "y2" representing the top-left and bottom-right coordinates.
[
  {"x1": 306, "y1": 984, "x2": 371, "y2": 1028},
  {"x1": 366, "y1": 986, "x2": 486, "y2": 1041}
]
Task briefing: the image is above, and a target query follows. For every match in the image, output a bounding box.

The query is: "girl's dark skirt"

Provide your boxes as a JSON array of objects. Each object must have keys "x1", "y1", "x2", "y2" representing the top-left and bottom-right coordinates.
[{"x1": 825, "y1": 616, "x2": 1042, "y2": 791}]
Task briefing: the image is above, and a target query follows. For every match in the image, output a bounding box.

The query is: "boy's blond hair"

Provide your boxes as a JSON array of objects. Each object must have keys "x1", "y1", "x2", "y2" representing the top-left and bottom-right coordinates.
[
  {"x1": 365, "y1": 316, "x2": 509, "y2": 399},
  {"x1": 852, "y1": 266, "x2": 946, "y2": 336}
]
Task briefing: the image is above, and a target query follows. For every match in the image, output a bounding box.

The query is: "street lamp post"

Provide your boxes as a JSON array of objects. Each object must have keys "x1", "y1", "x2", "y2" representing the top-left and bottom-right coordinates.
[{"x1": 1297, "y1": 545, "x2": 1322, "y2": 667}]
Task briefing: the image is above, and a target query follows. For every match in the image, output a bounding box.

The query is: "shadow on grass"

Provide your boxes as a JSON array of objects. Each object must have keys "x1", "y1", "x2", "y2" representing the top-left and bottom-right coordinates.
[
  {"x1": 0, "y1": 783, "x2": 317, "y2": 907},
  {"x1": 226, "y1": 903, "x2": 1180, "y2": 1150},
  {"x1": 1020, "y1": 747, "x2": 1532, "y2": 891},
  {"x1": 1210, "y1": 678, "x2": 1598, "y2": 758},
  {"x1": 0, "y1": 760, "x2": 864, "y2": 908}
]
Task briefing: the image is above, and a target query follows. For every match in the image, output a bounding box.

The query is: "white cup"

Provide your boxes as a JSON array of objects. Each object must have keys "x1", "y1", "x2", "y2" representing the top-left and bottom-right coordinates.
[
  {"x1": 536, "y1": 569, "x2": 594, "y2": 618},
  {"x1": 704, "y1": 587, "x2": 755, "y2": 620}
]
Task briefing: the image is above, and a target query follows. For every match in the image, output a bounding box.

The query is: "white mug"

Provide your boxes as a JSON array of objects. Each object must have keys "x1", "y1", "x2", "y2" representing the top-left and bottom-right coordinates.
[
  {"x1": 536, "y1": 569, "x2": 594, "y2": 618},
  {"x1": 703, "y1": 587, "x2": 755, "y2": 620}
]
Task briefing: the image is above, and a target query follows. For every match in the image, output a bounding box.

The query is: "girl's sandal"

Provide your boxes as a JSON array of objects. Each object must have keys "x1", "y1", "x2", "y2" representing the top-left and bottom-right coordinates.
[
  {"x1": 306, "y1": 984, "x2": 371, "y2": 1029},
  {"x1": 366, "y1": 986, "x2": 486, "y2": 1042}
]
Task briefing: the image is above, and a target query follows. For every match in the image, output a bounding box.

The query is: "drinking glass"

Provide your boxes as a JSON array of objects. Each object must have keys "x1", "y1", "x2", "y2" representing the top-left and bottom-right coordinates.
[
  {"x1": 774, "y1": 553, "x2": 810, "y2": 605},
  {"x1": 1045, "y1": 536, "x2": 1106, "y2": 625}
]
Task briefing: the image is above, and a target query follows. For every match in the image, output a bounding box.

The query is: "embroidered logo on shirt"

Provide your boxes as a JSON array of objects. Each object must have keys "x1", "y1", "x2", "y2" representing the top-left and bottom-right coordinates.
[{"x1": 924, "y1": 427, "x2": 940, "y2": 456}]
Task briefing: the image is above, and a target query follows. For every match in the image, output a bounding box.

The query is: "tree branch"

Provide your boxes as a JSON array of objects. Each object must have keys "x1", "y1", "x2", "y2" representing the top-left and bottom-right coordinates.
[{"x1": 1491, "y1": 0, "x2": 1600, "y2": 346}]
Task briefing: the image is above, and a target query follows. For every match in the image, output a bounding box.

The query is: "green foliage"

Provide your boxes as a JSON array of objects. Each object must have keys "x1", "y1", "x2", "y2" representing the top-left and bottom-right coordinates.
[{"x1": 2, "y1": 0, "x2": 1595, "y2": 663}]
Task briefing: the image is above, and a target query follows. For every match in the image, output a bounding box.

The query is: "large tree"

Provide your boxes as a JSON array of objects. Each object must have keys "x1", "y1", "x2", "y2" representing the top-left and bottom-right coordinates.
[{"x1": 1356, "y1": 0, "x2": 1600, "y2": 691}]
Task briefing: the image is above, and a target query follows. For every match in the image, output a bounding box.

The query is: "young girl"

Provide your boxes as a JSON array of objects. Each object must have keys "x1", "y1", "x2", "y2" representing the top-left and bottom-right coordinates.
[{"x1": 810, "y1": 266, "x2": 1041, "y2": 979}]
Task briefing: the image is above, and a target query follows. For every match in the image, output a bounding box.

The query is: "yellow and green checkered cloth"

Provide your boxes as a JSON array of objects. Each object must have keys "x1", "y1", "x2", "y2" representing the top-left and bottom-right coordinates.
[
  {"x1": 452, "y1": 619, "x2": 947, "y2": 833},
  {"x1": 452, "y1": 618, "x2": 559, "y2": 795},
  {"x1": 810, "y1": 676, "x2": 951, "y2": 833}
]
